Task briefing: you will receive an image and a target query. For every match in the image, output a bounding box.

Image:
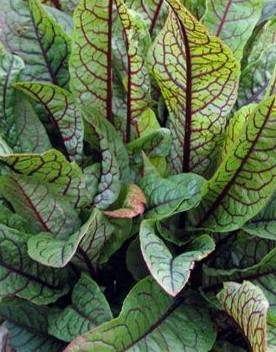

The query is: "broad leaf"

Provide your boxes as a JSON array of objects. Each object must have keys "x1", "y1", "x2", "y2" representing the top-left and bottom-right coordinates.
[
  {"x1": 0, "y1": 174, "x2": 80, "y2": 236},
  {"x1": 147, "y1": 0, "x2": 239, "y2": 175},
  {"x1": 140, "y1": 220, "x2": 215, "y2": 296},
  {"x1": 83, "y1": 108, "x2": 130, "y2": 209},
  {"x1": 0, "y1": 224, "x2": 68, "y2": 304},
  {"x1": 203, "y1": 0, "x2": 264, "y2": 61},
  {"x1": 182, "y1": 0, "x2": 206, "y2": 19},
  {"x1": 70, "y1": 0, "x2": 113, "y2": 121},
  {"x1": 0, "y1": 136, "x2": 12, "y2": 155},
  {"x1": 0, "y1": 44, "x2": 24, "y2": 149},
  {"x1": 48, "y1": 274, "x2": 112, "y2": 342},
  {"x1": 243, "y1": 194, "x2": 276, "y2": 240},
  {"x1": 65, "y1": 276, "x2": 216, "y2": 352},
  {"x1": 27, "y1": 209, "x2": 113, "y2": 268},
  {"x1": 44, "y1": 4, "x2": 73, "y2": 33},
  {"x1": 0, "y1": 0, "x2": 71, "y2": 86},
  {"x1": 193, "y1": 96, "x2": 276, "y2": 232},
  {"x1": 140, "y1": 158, "x2": 205, "y2": 219},
  {"x1": 0, "y1": 204, "x2": 29, "y2": 232},
  {"x1": 115, "y1": 0, "x2": 152, "y2": 142},
  {"x1": 0, "y1": 298, "x2": 64, "y2": 352},
  {"x1": 217, "y1": 281, "x2": 269, "y2": 352},
  {"x1": 15, "y1": 82, "x2": 84, "y2": 162},
  {"x1": 0, "y1": 149, "x2": 87, "y2": 207}
]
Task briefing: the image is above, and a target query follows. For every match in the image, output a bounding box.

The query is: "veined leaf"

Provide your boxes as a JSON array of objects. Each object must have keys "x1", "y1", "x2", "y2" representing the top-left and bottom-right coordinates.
[
  {"x1": 115, "y1": 0, "x2": 152, "y2": 143},
  {"x1": 193, "y1": 96, "x2": 276, "y2": 232},
  {"x1": 83, "y1": 108, "x2": 130, "y2": 209},
  {"x1": 0, "y1": 224, "x2": 68, "y2": 304},
  {"x1": 0, "y1": 149, "x2": 87, "y2": 208},
  {"x1": 147, "y1": 0, "x2": 239, "y2": 175},
  {"x1": 237, "y1": 19, "x2": 276, "y2": 108},
  {"x1": 243, "y1": 194, "x2": 276, "y2": 240},
  {"x1": 0, "y1": 204, "x2": 29, "y2": 232},
  {"x1": 59, "y1": 0, "x2": 79, "y2": 14},
  {"x1": 203, "y1": 0, "x2": 264, "y2": 61},
  {"x1": 15, "y1": 82, "x2": 84, "y2": 162},
  {"x1": 44, "y1": 4, "x2": 73, "y2": 34},
  {"x1": 140, "y1": 158, "x2": 205, "y2": 219},
  {"x1": 70, "y1": 0, "x2": 113, "y2": 121},
  {"x1": 27, "y1": 208, "x2": 113, "y2": 268},
  {"x1": 103, "y1": 184, "x2": 146, "y2": 218},
  {"x1": 217, "y1": 281, "x2": 269, "y2": 352},
  {"x1": 140, "y1": 220, "x2": 215, "y2": 296},
  {"x1": 261, "y1": 0, "x2": 276, "y2": 21},
  {"x1": 48, "y1": 274, "x2": 113, "y2": 342},
  {"x1": 0, "y1": 174, "x2": 80, "y2": 236},
  {"x1": 0, "y1": 136, "x2": 12, "y2": 155},
  {"x1": 14, "y1": 92, "x2": 52, "y2": 153},
  {"x1": 0, "y1": 44, "x2": 24, "y2": 149},
  {"x1": 0, "y1": 0, "x2": 71, "y2": 86},
  {"x1": 65, "y1": 276, "x2": 216, "y2": 352},
  {"x1": 182, "y1": 0, "x2": 206, "y2": 19},
  {"x1": 222, "y1": 104, "x2": 257, "y2": 159},
  {"x1": 0, "y1": 298, "x2": 64, "y2": 352}
]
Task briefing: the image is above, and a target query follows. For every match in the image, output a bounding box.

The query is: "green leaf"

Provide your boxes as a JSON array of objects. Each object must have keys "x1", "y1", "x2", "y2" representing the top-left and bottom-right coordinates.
[
  {"x1": 243, "y1": 194, "x2": 276, "y2": 240},
  {"x1": 115, "y1": 0, "x2": 152, "y2": 142},
  {"x1": 0, "y1": 44, "x2": 24, "y2": 149},
  {"x1": 48, "y1": 274, "x2": 113, "y2": 342},
  {"x1": 126, "y1": 236, "x2": 149, "y2": 281},
  {"x1": 0, "y1": 0, "x2": 71, "y2": 86},
  {"x1": 140, "y1": 158, "x2": 205, "y2": 219},
  {"x1": 182, "y1": 0, "x2": 206, "y2": 19},
  {"x1": 0, "y1": 136, "x2": 12, "y2": 155},
  {"x1": 44, "y1": 4, "x2": 73, "y2": 33},
  {"x1": 0, "y1": 149, "x2": 87, "y2": 208},
  {"x1": 147, "y1": 0, "x2": 239, "y2": 175},
  {"x1": 261, "y1": 0, "x2": 276, "y2": 21},
  {"x1": 27, "y1": 208, "x2": 113, "y2": 268},
  {"x1": 0, "y1": 204, "x2": 29, "y2": 232},
  {"x1": 103, "y1": 184, "x2": 146, "y2": 218},
  {"x1": 237, "y1": 19, "x2": 276, "y2": 108},
  {"x1": 0, "y1": 224, "x2": 68, "y2": 304},
  {"x1": 203, "y1": 0, "x2": 264, "y2": 61},
  {"x1": 83, "y1": 108, "x2": 130, "y2": 209},
  {"x1": 65, "y1": 276, "x2": 216, "y2": 352},
  {"x1": 69, "y1": 0, "x2": 113, "y2": 121},
  {"x1": 193, "y1": 96, "x2": 276, "y2": 232},
  {"x1": 140, "y1": 220, "x2": 215, "y2": 296},
  {"x1": 0, "y1": 298, "x2": 64, "y2": 352},
  {"x1": 217, "y1": 281, "x2": 269, "y2": 352},
  {"x1": 15, "y1": 82, "x2": 84, "y2": 162},
  {"x1": 0, "y1": 174, "x2": 81, "y2": 236}
]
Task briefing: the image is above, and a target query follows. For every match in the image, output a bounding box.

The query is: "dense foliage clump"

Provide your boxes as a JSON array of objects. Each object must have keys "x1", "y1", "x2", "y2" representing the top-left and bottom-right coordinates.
[{"x1": 0, "y1": 0, "x2": 275, "y2": 351}]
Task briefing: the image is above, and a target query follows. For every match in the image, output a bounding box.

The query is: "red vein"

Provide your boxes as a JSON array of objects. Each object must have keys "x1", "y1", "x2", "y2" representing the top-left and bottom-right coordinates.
[
  {"x1": 149, "y1": 0, "x2": 164, "y2": 35},
  {"x1": 216, "y1": 0, "x2": 232, "y2": 37}
]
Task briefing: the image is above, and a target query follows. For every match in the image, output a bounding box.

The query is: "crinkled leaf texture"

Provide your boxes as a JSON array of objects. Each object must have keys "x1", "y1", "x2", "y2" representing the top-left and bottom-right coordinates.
[
  {"x1": 48, "y1": 274, "x2": 113, "y2": 342},
  {"x1": 66, "y1": 276, "x2": 216, "y2": 352},
  {"x1": 140, "y1": 220, "x2": 215, "y2": 296},
  {"x1": 218, "y1": 281, "x2": 269, "y2": 352}
]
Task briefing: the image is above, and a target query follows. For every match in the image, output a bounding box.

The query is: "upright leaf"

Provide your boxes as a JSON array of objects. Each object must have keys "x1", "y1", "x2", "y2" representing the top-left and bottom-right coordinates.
[
  {"x1": 218, "y1": 281, "x2": 269, "y2": 352},
  {"x1": 193, "y1": 96, "x2": 276, "y2": 232},
  {"x1": 0, "y1": 174, "x2": 80, "y2": 236},
  {"x1": 0, "y1": 44, "x2": 24, "y2": 149},
  {"x1": 70, "y1": 0, "x2": 113, "y2": 121},
  {"x1": 0, "y1": 224, "x2": 68, "y2": 304},
  {"x1": 148, "y1": 0, "x2": 239, "y2": 175},
  {"x1": 203, "y1": 0, "x2": 264, "y2": 61},
  {"x1": 65, "y1": 277, "x2": 216, "y2": 352},
  {"x1": 15, "y1": 82, "x2": 84, "y2": 162},
  {"x1": 0, "y1": 0, "x2": 71, "y2": 86},
  {"x1": 0, "y1": 298, "x2": 64, "y2": 352},
  {"x1": 48, "y1": 274, "x2": 113, "y2": 342},
  {"x1": 140, "y1": 220, "x2": 215, "y2": 296}
]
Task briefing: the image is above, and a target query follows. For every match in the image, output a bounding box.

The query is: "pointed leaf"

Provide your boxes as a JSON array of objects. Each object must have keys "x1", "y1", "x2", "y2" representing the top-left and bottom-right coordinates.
[
  {"x1": 217, "y1": 281, "x2": 269, "y2": 352},
  {"x1": 15, "y1": 82, "x2": 84, "y2": 162},
  {"x1": 147, "y1": 0, "x2": 239, "y2": 175},
  {"x1": 65, "y1": 276, "x2": 216, "y2": 352},
  {"x1": 103, "y1": 184, "x2": 146, "y2": 218},
  {"x1": 0, "y1": 0, "x2": 71, "y2": 86},
  {"x1": 0, "y1": 44, "x2": 24, "y2": 149},
  {"x1": 203, "y1": 0, "x2": 264, "y2": 61},
  {"x1": 48, "y1": 274, "x2": 113, "y2": 342},
  {"x1": 0, "y1": 298, "x2": 64, "y2": 352},
  {"x1": 69, "y1": 0, "x2": 113, "y2": 121},
  {"x1": 194, "y1": 96, "x2": 276, "y2": 232},
  {"x1": 0, "y1": 224, "x2": 68, "y2": 304},
  {"x1": 140, "y1": 220, "x2": 215, "y2": 296},
  {"x1": 0, "y1": 174, "x2": 81, "y2": 236}
]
